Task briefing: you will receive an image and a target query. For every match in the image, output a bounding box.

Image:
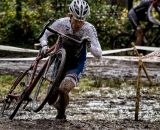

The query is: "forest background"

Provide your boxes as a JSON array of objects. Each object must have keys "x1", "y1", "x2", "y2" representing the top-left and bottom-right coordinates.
[{"x1": 0, "y1": 0, "x2": 135, "y2": 50}]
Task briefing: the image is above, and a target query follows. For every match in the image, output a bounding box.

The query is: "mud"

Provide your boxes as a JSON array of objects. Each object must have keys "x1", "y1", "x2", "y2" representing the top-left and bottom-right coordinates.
[
  {"x1": 0, "y1": 57, "x2": 160, "y2": 129},
  {"x1": 0, "y1": 118, "x2": 160, "y2": 130},
  {"x1": 0, "y1": 85, "x2": 160, "y2": 130}
]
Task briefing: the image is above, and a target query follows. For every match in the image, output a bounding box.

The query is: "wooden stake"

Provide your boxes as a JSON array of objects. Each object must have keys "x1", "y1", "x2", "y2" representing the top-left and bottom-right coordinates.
[
  {"x1": 135, "y1": 55, "x2": 142, "y2": 121},
  {"x1": 131, "y1": 42, "x2": 152, "y2": 85}
]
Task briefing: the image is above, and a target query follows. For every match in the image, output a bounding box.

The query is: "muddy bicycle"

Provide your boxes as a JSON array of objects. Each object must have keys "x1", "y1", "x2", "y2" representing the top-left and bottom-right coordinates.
[{"x1": 0, "y1": 20, "x2": 85, "y2": 120}]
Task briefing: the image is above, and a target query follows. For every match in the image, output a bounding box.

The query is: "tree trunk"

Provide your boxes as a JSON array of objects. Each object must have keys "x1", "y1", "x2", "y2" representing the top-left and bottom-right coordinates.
[{"x1": 16, "y1": 0, "x2": 22, "y2": 20}]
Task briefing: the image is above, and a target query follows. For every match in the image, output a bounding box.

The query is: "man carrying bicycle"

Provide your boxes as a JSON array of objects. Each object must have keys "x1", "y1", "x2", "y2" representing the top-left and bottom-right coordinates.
[
  {"x1": 128, "y1": 0, "x2": 160, "y2": 45},
  {"x1": 39, "y1": 0, "x2": 102, "y2": 120}
]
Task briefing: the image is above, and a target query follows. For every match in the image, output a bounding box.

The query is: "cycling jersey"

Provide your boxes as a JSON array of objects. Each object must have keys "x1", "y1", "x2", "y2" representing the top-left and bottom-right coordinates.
[
  {"x1": 39, "y1": 17, "x2": 102, "y2": 80},
  {"x1": 128, "y1": 0, "x2": 160, "y2": 29},
  {"x1": 40, "y1": 17, "x2": 102, "y2": 58}
]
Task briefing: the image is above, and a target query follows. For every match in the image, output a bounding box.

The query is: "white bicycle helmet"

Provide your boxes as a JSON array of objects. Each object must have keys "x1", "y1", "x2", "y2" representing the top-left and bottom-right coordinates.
[{"x1": 69, "y1": 0, "x2": 90, "y2": 21}]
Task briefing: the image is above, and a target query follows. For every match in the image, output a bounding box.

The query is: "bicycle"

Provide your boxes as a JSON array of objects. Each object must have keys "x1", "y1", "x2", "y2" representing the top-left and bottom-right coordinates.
[
  {"x1": 112, "y1": 3, "x2": 160, "y2": 55},
  {"x1": 1, "y1": 20, "x2": 84, "y2": 120}
]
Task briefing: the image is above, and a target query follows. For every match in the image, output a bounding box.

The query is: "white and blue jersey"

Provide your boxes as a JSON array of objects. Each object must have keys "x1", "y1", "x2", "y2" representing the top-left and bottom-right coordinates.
[{"x1": 40, "y1": 17, "x2": 102, "y2": 80}]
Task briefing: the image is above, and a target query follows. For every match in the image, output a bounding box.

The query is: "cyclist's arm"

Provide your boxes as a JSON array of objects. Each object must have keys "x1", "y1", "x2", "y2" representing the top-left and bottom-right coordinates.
[
  {"x1": 39, "y1": 29, "x2": 53, "y2": 47},
  {"x1": 148, "y1": 3, "x2": 160, "y2": 26},
  {"x1": 86, "y1": 24, "x2": 102, "y2": 59},
  {"x1": 39, "y1": 19, "x2": 62, "y2": 47}
]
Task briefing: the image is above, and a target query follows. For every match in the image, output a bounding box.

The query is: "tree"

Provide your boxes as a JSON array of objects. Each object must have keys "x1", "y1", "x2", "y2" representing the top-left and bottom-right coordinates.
[{"x1": 0, "y1": 0, "x2": 130, "y2": 49}]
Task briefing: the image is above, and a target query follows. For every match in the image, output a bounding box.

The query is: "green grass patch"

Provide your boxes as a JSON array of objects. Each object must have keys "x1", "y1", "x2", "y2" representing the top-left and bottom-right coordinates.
[
  {"x1": 1, "y1": 74, "x2": 159, "y2": 99},
  {"x1": 0, "y1": 74, "x2": 15, "y2": 98}
]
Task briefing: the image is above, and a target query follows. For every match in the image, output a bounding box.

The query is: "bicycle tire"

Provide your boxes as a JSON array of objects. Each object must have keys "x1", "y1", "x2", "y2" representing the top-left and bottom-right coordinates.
[
  {"x1": 144, "y1": 27, "x2": 160, "y2": 47},
  {"x1": 0, "y1": 69, "x2": 31, "y2": 118},
  {"x1": 9, "y1": 90, "x2": 26, "y2": 120},
  {"x1": 9, "y1": 60, "x2": 48, "y2": 120},
  {"x1": 32, "y1": 48, "x2": 66, "y2": 112}
]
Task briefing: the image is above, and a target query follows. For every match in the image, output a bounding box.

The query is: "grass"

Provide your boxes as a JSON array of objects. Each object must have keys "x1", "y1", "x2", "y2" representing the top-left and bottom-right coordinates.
[
  {"x1": 0, "y1": 74, "x2": 160, "y2": 99},
  {"x1": 0, "y1": 74, "x2": 15, "y2": 98},
  {"x1": 0, "y1": 75, "x2": 104, "y2": 98}
]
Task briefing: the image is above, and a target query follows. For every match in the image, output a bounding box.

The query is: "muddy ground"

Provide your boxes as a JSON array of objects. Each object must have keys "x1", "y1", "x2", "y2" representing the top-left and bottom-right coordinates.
[
  {"x1": 0, "y1": 88, "x2": 160, "y2": 130},
  {"x1": 0, "y1": 57, "x2": 160, "y2": 130},
  {"x1": 0, "y1": 118, "x2": 160, "y2": 130}
]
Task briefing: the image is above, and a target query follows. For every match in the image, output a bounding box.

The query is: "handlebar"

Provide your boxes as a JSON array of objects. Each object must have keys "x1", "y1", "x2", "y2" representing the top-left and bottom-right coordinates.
[
  {"x1": 36, "y1": 19, "x2": 83, "y2": 44},
  {"x1": 34, "y1": 19, "x2": 86, "y2": 58},
  {"x1": 148, "y1": 3, "x2": 160, "y2": 27},
  {"x1": 46, "y1": 26, "x2": 83, "y2": 44}
]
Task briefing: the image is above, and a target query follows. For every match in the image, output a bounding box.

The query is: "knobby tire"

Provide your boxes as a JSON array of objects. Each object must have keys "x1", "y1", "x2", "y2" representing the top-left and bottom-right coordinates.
[{"x1": 32, "y1": 48, "x2": 66, "y2": 112}]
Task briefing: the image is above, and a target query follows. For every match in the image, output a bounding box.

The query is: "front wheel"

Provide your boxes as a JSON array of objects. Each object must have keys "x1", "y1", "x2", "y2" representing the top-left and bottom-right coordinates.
[{"x1": 31, "y1": 48, "x2": 66, "y2": 112}]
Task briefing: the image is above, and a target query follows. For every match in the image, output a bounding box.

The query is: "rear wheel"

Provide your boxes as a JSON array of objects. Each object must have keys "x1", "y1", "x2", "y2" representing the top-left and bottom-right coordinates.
[
  {"x1": 1, "y1": 69, "x2": 31, "y2": 118},
  {"x1": 32, "y1": 48, "x2": 66, "y2": 112},
  {"x1": 144, "y1": 27, "x2": 160, "y2": 47}
]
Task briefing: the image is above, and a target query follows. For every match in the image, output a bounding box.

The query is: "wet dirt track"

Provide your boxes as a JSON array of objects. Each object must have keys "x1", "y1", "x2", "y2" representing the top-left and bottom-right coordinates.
[
  {"x1": 0, "y1": 58, "x2": 160, "y2": 130},
  {"x1": 0, "y1": 85, "x2": 160, "y2": 130},
  {"x1": 0, "y1": 118, "x2": 160, "y2": 130}
]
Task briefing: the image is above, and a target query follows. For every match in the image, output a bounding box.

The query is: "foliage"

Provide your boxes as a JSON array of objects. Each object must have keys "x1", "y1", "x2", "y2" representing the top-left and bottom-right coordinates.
[
  {"x1": 0, "y1": 0, "x2": 56, "y2": 48},
  {"x1": 0, "y1": 0, "x2": 131, "y2": 49}
]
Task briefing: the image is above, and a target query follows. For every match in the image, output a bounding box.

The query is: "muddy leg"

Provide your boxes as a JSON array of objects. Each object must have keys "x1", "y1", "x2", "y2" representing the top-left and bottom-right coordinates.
[{"x1": 54, "y1": 75, "x2": 77, "y2": 119}]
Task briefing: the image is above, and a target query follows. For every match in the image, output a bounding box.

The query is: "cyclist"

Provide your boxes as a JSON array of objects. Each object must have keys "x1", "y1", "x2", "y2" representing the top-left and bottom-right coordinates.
[
  {"x1": 128, "y1": 0, "x2": 160, "y2": 45},
  {"x1": 39, "y1": 0, "x2": 102, "y2": 120}
]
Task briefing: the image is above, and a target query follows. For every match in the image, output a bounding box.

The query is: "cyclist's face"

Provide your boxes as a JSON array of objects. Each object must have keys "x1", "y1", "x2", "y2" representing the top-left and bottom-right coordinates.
[{"x1": 71, "y1": 16, "x2": 84, "y2": 32}]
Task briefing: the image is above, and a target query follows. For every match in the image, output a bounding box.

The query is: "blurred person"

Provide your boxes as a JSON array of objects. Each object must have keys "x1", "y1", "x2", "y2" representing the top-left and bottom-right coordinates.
[{"x1": 128, "y1": 0, "x2": 160, "y2": 45}]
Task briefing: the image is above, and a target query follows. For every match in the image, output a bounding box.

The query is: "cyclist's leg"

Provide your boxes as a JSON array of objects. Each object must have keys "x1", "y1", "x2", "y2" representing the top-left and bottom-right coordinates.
[
  {"x1": 54, "y1": 48, "x2": 87, "y2": 119},
  {"x1": 128, "y1": 8, "x2": 140, "y2": 30},
  {"x1": 135, "y1": 26, "x2": 144, "y2": 45},
  {"x1": 128, "y1": 9, "x2": 142, "y2": 45},
  {"x1": 54, "y1": 73, "x2": 78, "y2": 119}
]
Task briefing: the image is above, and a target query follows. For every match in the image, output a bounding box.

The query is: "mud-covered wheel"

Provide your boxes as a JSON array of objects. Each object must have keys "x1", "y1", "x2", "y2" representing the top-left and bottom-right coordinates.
[{"x1": 32, "y1": 48, "x2": 66, "y2": 112}]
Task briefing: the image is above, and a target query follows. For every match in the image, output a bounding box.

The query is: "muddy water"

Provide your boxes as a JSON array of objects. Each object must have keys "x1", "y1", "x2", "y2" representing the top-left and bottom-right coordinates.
[
  {"x1": 1, "y1": 85, "x2": 159, "y2": 122},
  {"x1": 0, "y1": 58, "x2": 160, "y2": 130}
]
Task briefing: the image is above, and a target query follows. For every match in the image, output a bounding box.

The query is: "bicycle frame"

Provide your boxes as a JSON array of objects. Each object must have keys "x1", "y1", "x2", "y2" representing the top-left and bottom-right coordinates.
[
  {"x1": 7, "y1": 44, "x2": 56, "y2": 107},
  {"x1": 24, "y1": 46, "x2": 57, "y2": 94}
]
